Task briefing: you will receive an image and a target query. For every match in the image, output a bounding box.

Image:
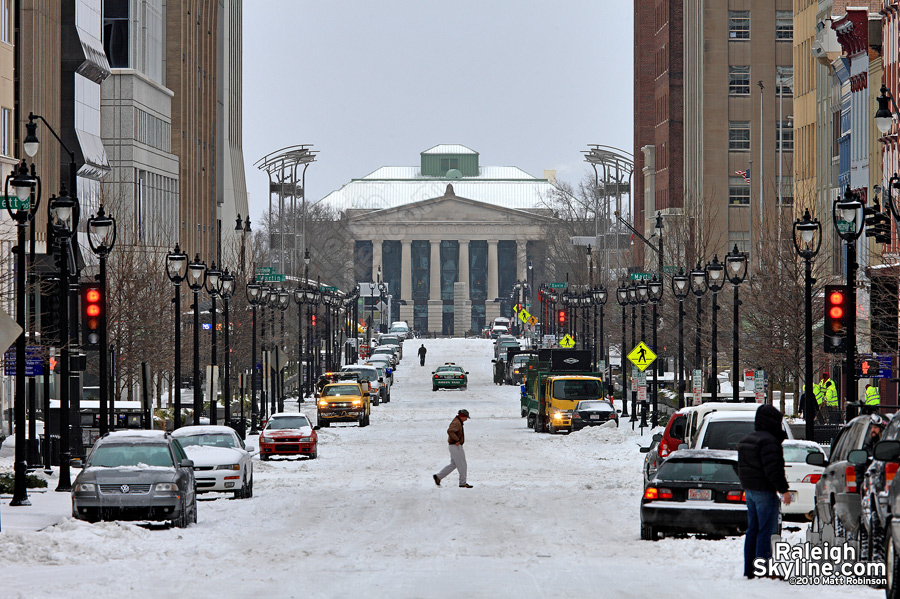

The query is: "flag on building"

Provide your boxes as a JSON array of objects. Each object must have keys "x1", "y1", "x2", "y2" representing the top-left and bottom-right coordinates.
[{"x1": 735, "y1": 168, "x2": 751, "y2": 185}]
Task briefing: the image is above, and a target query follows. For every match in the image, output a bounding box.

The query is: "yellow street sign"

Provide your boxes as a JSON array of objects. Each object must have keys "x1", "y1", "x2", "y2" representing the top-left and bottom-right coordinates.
[
  {"x1": 627, "y1": 342, "x2": 657, "y2": 372},
  {"x1": 518, "y1": 308, "x2": 532, "y2": 323},
  {"x1": 559, "y1": 334, "x2": 575, "y2": 348},
  {"x1": 526, "y1": 315, "x2": 537, "y2": 326}
]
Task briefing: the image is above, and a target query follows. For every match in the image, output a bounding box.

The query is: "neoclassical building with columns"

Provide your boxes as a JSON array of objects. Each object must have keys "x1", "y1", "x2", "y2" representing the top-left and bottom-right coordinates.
[{"x1": 321, "y1": 145, "x2": 558, "y2": 335}]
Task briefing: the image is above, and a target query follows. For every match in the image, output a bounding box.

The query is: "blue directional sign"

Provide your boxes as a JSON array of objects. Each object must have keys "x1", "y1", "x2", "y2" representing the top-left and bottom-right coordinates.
[
  {"x1": 4, "y1": 346, "x2": 44, "y2": 377},
  {"x1": 857, "y1": 354, "x2": 892, "y2": 379}
]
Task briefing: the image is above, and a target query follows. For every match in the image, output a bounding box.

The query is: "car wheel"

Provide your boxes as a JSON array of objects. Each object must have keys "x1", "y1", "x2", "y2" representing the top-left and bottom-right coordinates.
[
  {"x1": 526, "y1": 413, "x2": 535, "y2": 428},
  {"x1": 246, "y1": 476, "x2": 254, "y2": 498},
  {"x1": 260, "y1": 453, "x2": 269, "y2": 461},
  {"x1": 372, "y1": 396, "x2": 380, "y2": 406},
  {"x1": 319, "y1": 418, "x2": 329, "y2": 428},
  {"x1": 433, "y1": 387, "x2": 438, "y2": 392},
  {"x1": 640, "y1": 523, "x2": 659, "y2": 541},
  {"x1": 191, "y1": 500, "x2": 198, "y2": 524},
  {"x1": 887, "y1": 526, "x2": 900, "y2": 599},
  {"x1": 174, "y1": 500, "x2": 189, "y2": 528},
  {"x1": 870, "y1": 511, "x2": 886, "y2": 580},
  {"x1": 309, "y1": 450, "x2": 318, "y2": 459},
  {"x1": 460, "y1": 386, "x2": 467, "y2": 391},
  {"x1": 235, "y1": 474, "x2": 249, "y2": 499}
]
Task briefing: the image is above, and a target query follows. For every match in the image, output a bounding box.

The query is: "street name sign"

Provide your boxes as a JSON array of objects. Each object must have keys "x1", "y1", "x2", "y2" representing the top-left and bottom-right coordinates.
[
  {"x1": 548, "y1": 283, "x2": 567, "y2": 289},
  {"x1": 627, "y1": 342, "x2": 657, "y2": 372},
  {"x1": 255, "y1": 267, "x2": 275, "y2": 275},
  {"x1": 256, "y1": 274, "x2": 285, "y2": 282}
]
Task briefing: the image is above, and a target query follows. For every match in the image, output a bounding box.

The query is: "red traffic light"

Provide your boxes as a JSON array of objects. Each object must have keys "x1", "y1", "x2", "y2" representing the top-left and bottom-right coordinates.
[
  {"x1": 557, "y1": 310, "x2": 566, "y2": 324},
  {"x1": 311, "y1": 315, "x2": 317, "y2": 327},
  {"x1": 829, "y1": 306, "x2": 843, "y2": 319},
  {"x1": 828, "y1": 291, "x2": 844, "y2": 305},
  {"x1": 86, "y1": 289, "x2": 101, "y2": 303}
]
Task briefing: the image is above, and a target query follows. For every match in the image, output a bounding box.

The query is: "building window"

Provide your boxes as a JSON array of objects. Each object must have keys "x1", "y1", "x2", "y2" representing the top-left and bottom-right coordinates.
[
  {"x1": 103, "y1": 0, "x2": 129, "y2": 68},
  {"x1": 1, "y1": 0, "x2": 9, "y2": 44},
  {"x1": 0, "y1": 108, "x2": 9, "y2": 157},
  {"x1": 729, "y1": 231, "x2": 751, "y2": 253},
  {"x1": 728, "y1": 11, "x2": 750, "y2": 39},
  {"x1": 778, "y1": 176, "x2": 794, "y2": 205},
  {"x1": 439, "y1": 158, "x2": 458, "y2": 174},
  {"x1": 729, "y1": 121, "x2": 751, "y2": 151},
  {"x1": 729, "y1": 177, "x2": 750, "y2": 205},
  {"x1": 776, "y1": 11, "x2": 793, "y2": 41},
  {"x1": 776, "y1": 66, "x2": 793, "y2": 97},
  {"x1": 729, "y1": 66, "x2": 750, "y2": 95},
  {"x1": 777, "y1": 121, "x2": 793, "y2": 151}
]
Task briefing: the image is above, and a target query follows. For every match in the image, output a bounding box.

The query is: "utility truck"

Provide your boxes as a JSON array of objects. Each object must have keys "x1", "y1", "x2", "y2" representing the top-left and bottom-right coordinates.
[{"x1": 521, "y1": 349, "x2": 605, "y2": 434}]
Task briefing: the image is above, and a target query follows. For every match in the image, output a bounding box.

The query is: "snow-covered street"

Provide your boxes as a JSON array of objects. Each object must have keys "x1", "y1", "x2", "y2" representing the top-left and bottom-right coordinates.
[{"x1": 0, "y1": 339, "x2": 881, "y2": 598}]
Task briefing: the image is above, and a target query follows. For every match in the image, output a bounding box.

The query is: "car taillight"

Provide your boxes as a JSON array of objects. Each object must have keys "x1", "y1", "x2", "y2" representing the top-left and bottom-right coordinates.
[
  {"x1": 434, "y1": 375, "x2": 439, "y2": 379},
  {"x1": 643, "y1": 487, "x2": 658, "y2": 500},
  {"x1": 887, "y1": 463, "x2": 900, "y2": 492},
  {"x1": 726, "y1": 490, "x2": 746, "y2": 502},
  {"x1": 658, "y1": 488, "x2": 673, "y2": 499},
  {"x1": 572, "y1": 413, "x2": 581, "y2": 419},
  {"x1": 801, "y1": 473, "x2": 821, "y2": 484},
  {"x1": 608, "y1": 413, "x2": 617, "y2": 419},
  {"x1": 659, "y1": 440, "x2": 669, "y2": 458},
  {"x1": 845, "y1": 466, "x2": 857, "y2": 493},
  {"x1": 459, "y1": 375, "x2": 464, "y2": 379}
]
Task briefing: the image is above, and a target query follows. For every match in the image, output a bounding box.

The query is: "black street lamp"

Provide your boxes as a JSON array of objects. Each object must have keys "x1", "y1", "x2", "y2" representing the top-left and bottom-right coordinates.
[
  {"x1": 5, "y1": 158, "x2": 40, "y2": 505},
  {"x1": 308, "y1": 280, "x2": 322, "y2": 383},
  {"x1": 616, "y1": 282, "x2": 629, "y2": 417},
  {"x1": 165, "y1": 245, "x2": 188, "y2": 429},
  {"x1": 648, "y1": 274, "x2": 663, "y2": 426},
  {"x1": 875, "y1": 84, "x2": 900, "y2": 137},
  {"x1": 689, "y1": 262, "x2": 709, "y2": 404},
  {"x1": 220, "y1": 269, "x2": 235, "y2": 427},
  {"x1": 277, "y1": 287, "x2": 290, "y2": 412},
  {"x1": 267, "y1": 288, "x2": 280, "y2": 417},
  {"x1": 234, "y1": 214, "x2": 251, "y2": 275},
  {"x1": 725, "y1": 245, "x2": 749, "y2": 402},
  {"x1": 205, "y1": 262, "x2": 223, "y2": 424},
  {"x1": 246, "y1": 281, "x2": 262, "y2": 434},
  {"x1": 793, "y1": 208, "x2": 822, "y2": 440},
  {"x1": 672, "y1": 268, "x2": 689, "y2": 409},
  {"x1": 187, "y1": 254, "x2": 207, "y2": 424},
  {"x1": 833, "y1": 185, "x2": 865, "y2": 419},
  {"x1": 592, "y1": 283, "x2": 607, "y2": 376},
  {"x1": 87, "y1": 204, "x2": 116, "y2": 437},
  {"x1": 628, "y1": 281, "x2": 638, "y2": 421},
  {"x1": 705, "y1": 255, "x2": 726, "y2": 401},
  {"x1": 293, "y1": 279, "x2": 308, "y2": 405}
]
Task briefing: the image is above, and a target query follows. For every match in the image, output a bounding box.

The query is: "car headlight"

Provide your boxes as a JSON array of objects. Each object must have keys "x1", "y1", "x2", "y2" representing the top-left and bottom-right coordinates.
[
  {"x1": 216, "y1": 464, "x2": 240, "y2": 471},
  {"x1": 299, "y1": 436, "x2": 313, "y2": 442},
  {"x1": 74, "y1": 483, "x2": 96, "y2": 492},
  {"x1": 353, "y1": 400, "x2": 361, "y2": 406},
  {"x1": 154, "y1": 482, "x2": 178, "y2": 491},
  {"x1": 318, "y1": 400, "x2": 327, "y2": 407}
]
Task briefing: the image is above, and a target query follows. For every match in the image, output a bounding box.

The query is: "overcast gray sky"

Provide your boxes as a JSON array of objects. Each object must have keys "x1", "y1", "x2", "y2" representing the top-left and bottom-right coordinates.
[{"x1": 242, "y1": 0, "x2": 634, "y2": 223}]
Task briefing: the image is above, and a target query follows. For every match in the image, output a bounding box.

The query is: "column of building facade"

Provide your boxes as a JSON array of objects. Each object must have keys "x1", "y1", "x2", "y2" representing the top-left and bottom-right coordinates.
[
  {"x1": 516, "y1": 239, "x2": 528, "y2": 284},
  {"x1": 372, "y1": 239, "x2": 382, "y2": 282},
  {"x1": 454, "y1": 240, "x2": 471, "y2": 336},
  {"x1": 428, "y1": 240, "x2": 442, "y2": 333},
  {"x1": 399, "y1": 240, "x2": 414, "y2": 327},
  {"x1": 486, "y1": 240, "x2": 500, "y2": 326}
]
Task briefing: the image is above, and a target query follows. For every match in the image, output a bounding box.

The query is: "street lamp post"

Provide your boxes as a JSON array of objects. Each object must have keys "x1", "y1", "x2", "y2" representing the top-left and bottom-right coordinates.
[
  {"x1": 705, "y1": 256, "x2": 726, "y2": 401},
  {"x1": 672, "y1": 268, "x2": 689, "y2": 409},
  {"x1": 166, "y1": 245, "x2": 188, "y2": 429},
  {"x1": 793, "y1": 208, "x2": 822, "y2": 440},
  {"x1": 277, "y1": 287, "x2": 290, "y2": 412},
  {"x1": 592, "y1": 283, "x2": 607, "y2": 376},
  {"x1": 246, "y1": 281, "x2": 262, "y2": 434},
  {"x1": 308, "y1": 280, "x2": 322, "y2": 383},
  {"x1": 725, "y1": 246, "x2": 749, "y2": 402},
  {"x1": 187, "y1": 255, "x2": 207, "y2": 424},
  {"x1": 628, "y1": 282, "x2": 638, "y2": 420},
  {"x1": 648, "y1": 275, "x2": 663, "y2": 427},
  {"x1": 220, "y1": 269, "x2": 235, "y2": 426},
  {"x1": 294, "y1": 279, "x2": 307, "y2": 405},
  {"x1": 267, "y1": 289, "x2": 280, "y2": 416},
  {"x1": 833, "y1": 186, "x2": 865, "y2": 418},
  {"x1": 5, "y1": 158, "x2": 40, "y2": 505},
  {"x1": 205, "y1": 262, "x2": 222, "y2": 424},
  {"x1": 87, "y1": 205, "x2": 116, "y2": 437},
  {"x1": 616, "y1": 282, "x2": 629, "y2": 417},
  {"x1": 234, "y1": 214, "x2": 251, "y2": 275},
  {"x1": 258, "y1": 286, "x2": 270, "y2": 421},
  {"x1": 689, "y1": 262, "x2": 709, "y2": 403}
]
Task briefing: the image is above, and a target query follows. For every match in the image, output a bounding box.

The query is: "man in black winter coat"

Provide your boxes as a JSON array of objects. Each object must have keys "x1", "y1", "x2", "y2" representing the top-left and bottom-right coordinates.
[{"x1": 737, "y1": 404, "x2": 792, "y2": 578}]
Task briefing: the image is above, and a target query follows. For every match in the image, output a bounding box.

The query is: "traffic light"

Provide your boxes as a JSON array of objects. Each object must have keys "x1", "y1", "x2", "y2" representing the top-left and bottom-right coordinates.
[
  {"x1": 557, "y1": 309, "x2": 566, "y2": 326},
  {"x1": 824, "y1": 284, "x2": 848, "y2": 354},
  {"x1": 311, "y1": 314, "x2": 317, "y2": 327},
  {"x1": 865, "y1": 200, "x2": 892, "y2": 244},
  {"x1": 82, "y1": 284, "x2": 102, "y2": 350}
]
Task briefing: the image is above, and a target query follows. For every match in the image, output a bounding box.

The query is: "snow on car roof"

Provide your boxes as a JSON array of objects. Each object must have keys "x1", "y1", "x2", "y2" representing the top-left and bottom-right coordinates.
[
  {"x1": 783, "y1": 439, "x2": 824, "y2": 450},
  {"x1": 269, "y1": 412, "x2": 308, "y2": 418},
  {"x1": 171, "y1": 426, "x2": 237, "y2": 436},
  {"x1": 666, "y1": 449, "x2": 740, "y2": 461},
  {"x1": 103, "y1": 430, "x2": 168, "y2": 440}
]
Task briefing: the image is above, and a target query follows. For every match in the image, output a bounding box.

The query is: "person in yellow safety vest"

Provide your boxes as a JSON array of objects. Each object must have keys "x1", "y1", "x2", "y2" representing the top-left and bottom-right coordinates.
[
  {"x1": 821, "y1": 374, "x2": 839, "y2": 407},
  {"x1": 865, "y1": 383, "x2": 881, "y2": 406},
  {"x1": 801, "y1": 381, "x2": 825, "y2": 414}
]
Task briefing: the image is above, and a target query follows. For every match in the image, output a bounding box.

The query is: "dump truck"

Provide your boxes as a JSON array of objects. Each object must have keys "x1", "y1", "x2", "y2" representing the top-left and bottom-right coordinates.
[{"x1": 521, "y1": 349, "x2": 605, "y2": 434}]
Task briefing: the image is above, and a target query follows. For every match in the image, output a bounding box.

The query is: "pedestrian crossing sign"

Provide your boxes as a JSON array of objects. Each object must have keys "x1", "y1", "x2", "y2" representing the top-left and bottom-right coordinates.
[
  {"x1": 627, "y1": 342, "x2": 657, "y2": 372},
  {"x1": 559, "y1": 334, "x2": 575, "y2": 348}
]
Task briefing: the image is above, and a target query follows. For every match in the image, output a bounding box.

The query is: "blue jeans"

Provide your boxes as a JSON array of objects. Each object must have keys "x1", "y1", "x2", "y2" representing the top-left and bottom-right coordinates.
[{"x1": 744, "y1": 489, "x2": 780, "y2": 577}]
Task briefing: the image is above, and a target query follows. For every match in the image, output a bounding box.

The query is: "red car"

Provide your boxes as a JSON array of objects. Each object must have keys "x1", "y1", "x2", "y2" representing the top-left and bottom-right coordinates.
[
  {"x1": 641, "y1": 410, "x2": 687, "y2": 483},
  {"x1": 259, "y1": 413, "x2": 318, "y2": 460}
]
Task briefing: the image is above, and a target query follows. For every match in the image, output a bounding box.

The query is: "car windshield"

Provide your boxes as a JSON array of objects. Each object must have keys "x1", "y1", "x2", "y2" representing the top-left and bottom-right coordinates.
[
  {"x1": 513, "y1": 355, "x2": 531, "y2": 366},
  {"x1": 323, "y1": 385, "x2": 361, "y2": 396},
  {"x1": 576, "y1": 401, "x2": 612, "y2": 412},
  {"x1": 89, "y1": 443, "x2": 174, "y2": 468},
  {"x1": 700, "y1": 421, "x2": 756, "y2": 450},
  {"x1": 437, "y1": 366, "x2": 463, "y2": 373},
  {"x1": 266, "y1": 416, "x2": 310, "y2": 430},
  {"x1": 390, "y1": 326, "x2": 407, "y2": 332},
  {"x1": 174, "y1": 433, "x2": 236, "y2": 448},
  {"x1": 373, "y1": 348, "x2": 394, "y2": 354},
  {"x1": 342, "y1": 368, "x2": 375, "y2": 381},
  {"x1": 379, "y1": 336, "x2": 400, "y2": 345},
  {"x1": 655, "y1": 458, "x2": 740, "y2": 483},
  {"x1": 552, "y1": 380, "x2": 602, "y2": 400},
  {"x1": 783, "y1": 445, "x2": 823, "y2": 463}
]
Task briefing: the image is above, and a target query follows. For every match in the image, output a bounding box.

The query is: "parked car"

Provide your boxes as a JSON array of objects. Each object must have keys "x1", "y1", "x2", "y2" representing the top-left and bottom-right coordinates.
[
  {"x1": 494, "y1": 340, "x2": 520, "y2": 361},
  {"x1": 571, "y1": 399, "x2": 618, "y2": 429},
  {"x1": 490, "y1": 325, "x2": 509, "y2": 339},
  {"x1": 370, "y1": 345, "x2": 399, "y2": 367},
  {"x1": 171, "y1": 425, "x2": 254, "y2": 499},
  {"x1": 693, "y1": 408, "x2": 793, "y2": 450},
  {"x1": 341, "y1": 364, "x2": 385, "y2": 405},
  {"x1": 860, "y1": 414, "x2": 899, "y2": 569},
  {"x1": 364, "y1": 356, "x2": 394, "y2": 386},
  {"x1": 640, "y1": 449, "x2": 747, "y2": 540},
  {"x1": 376, "y1": 334, "x2": 403, "y2": 360},
  {"x1": 642, "y1": 410, "x2": 688, "y2": 483},
  {"x1": 259, "y1": 413, "x2": 319, "y2": 459},
  {"x1": 364, "y1": 362, "x2": 392, "y2": 400},
  {"x1": 781, "y1": 440, "x2": 826, "y2": 521},
  {"x1": 681, "y1": 402, "x2": 760, "y2": 448},
  {"x1": 432, "y1": 363, "x2": 468, "y2": 391},
  {"x1": 505, "y1": 352, "x2": 536, "y2": 385},
  {"x1": 71, "y1": 430, "x2": 197, "y2": 527},
  {"x1": 807, "y1": 414, "x2": 886, "y2": 552},
  {"x1": 389, "y1": 321, "x2": 411, "y2": 339},
  {"x1": 871, "y1": 436, "x2": 900, "y2": 595}
]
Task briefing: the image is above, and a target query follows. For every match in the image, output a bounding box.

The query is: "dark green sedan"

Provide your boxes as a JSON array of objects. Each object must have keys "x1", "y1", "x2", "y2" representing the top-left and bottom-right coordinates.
[{"x1": 432, "y1": 363, "x2": 468, "y2": 391}]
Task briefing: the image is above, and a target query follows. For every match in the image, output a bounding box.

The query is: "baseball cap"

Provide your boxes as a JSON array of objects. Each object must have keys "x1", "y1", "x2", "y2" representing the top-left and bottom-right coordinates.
[{"x1": 458, "y1": 409, "x2": 470, "y2": 418}]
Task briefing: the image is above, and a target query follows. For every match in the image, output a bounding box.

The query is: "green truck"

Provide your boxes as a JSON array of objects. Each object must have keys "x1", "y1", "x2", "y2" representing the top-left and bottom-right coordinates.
[{"x1": 521, "y1": 349, "x2": 605, "y2": 434}]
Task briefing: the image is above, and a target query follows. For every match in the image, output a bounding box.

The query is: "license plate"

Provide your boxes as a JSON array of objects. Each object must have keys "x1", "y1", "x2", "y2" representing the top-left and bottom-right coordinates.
[
  {"x1": 688, "y1": 489, "x2": 712, "y2": 501},
  {"x1": 590, "y1": 414, "x2": 600, "y2": 420}
]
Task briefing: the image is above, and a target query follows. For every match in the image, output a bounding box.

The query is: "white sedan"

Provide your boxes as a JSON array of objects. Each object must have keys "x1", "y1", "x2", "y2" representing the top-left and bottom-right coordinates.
[
  {"x1": 171, "y1": 425, "x2": 255, "y2": 499},
  {"x1": 782, "y1": 439, "x2": 826, "y2": 521}
]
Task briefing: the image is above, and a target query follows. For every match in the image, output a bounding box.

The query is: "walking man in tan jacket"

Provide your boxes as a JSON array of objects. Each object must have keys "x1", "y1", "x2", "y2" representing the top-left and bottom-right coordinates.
[{"x1": 433, "y1": 409, "x2": 473, "y2": 488}]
